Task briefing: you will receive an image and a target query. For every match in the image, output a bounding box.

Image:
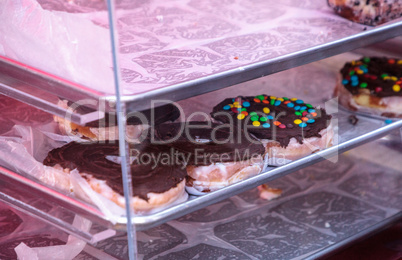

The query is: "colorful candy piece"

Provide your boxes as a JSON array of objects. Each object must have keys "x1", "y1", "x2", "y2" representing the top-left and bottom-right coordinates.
[
  {"x1": 262, "y1": 123, "x2": 270, "y2": 128},
  {"x1": 253, "y1": 121, "x2": 261, "y2": 127},
  {"x1": 278, "y1": 124, "x2": 286, "y2": 129},
  {"x1": 342, "y1": 79, "x2": 349, "y2": 85},
  {"x1": 243, "y1": 101, "x2": 250, "y2": 107},
  {"x1": 251, "y1": 115, "x2": 259, "y2": 121},
  {"x1": 263, "y1": 107, "x2": 270, "y2": 114},
  {"x1": 287, "y1": 103, "x2": 294, "y2": 108},
  {"x1": 237, "y1": 114, "x2": 245, "y2": 120},
  {"x1": 307, "y1": 119, "x2": 315, "y2": 123},
  {"x1": 223, "y1": 105, "x2": 231, "y2": 110},
  {"x1": 294, "y1": 119, "x2": 302, "y2": 125},
  {"x1": 308, "y1": 109, "x2": 315, "y2": 113},
  {"x1": 299, "y1": 122, "x2": 307, "y2": 128}
]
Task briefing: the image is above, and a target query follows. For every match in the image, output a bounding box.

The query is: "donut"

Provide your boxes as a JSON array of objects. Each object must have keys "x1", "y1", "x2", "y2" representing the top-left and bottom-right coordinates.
[
  {"x1": 327, "y1": 0, "x2": 402, "y2": 26},
  {"x1": 334, "y1": 57, "x2": 402, "y2": 118},
  {"x1": 54, "y1": 100, "x2": 181, "y2": 141},
  {"x1": 152, "y1": 121, "x2": 266, "y2": 194},
  {"x1": 211, "y1": 95, "x2": 334, "y2": 165},
  {"x1": 43, "y1": 141, "x2": 187, "y2": 213}
]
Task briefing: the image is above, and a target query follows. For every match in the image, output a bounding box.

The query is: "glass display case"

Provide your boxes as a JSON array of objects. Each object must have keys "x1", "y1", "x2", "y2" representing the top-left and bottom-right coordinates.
[{"x1": 0, "y1": 0, "x2": 401, "y2": 259}]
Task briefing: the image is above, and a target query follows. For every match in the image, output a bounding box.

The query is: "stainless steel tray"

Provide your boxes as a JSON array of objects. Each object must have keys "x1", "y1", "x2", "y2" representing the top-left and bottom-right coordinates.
[
  {"x1": 0, "y1": 97, "x2": 401, "y2": 235},
  {"x1": 0, "y1": 0, "x2": 401, "y2": 123},
  {"x1": 0, "y1": 48, "x2": 402, "y2": 236},
  {"x1": 1, "y1": 136, "x2": 400, "y2": 259}
]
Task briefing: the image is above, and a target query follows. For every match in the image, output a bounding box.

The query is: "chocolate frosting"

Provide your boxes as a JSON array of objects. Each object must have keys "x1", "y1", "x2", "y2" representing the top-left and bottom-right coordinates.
[
  {"x1": 43, "y1": 141, "x2": 187, "y2": 200},
  {"x1": 43, "y1": 122, "x2": 265, "y2": 199},
  {"x1": 66, "y1": 101, "x2": 180, "y2": 127},
  {"x1": 341, "y1": 57, "x2": 402, "y2": 98},
  {"x1": 211, "y1": 95, "x2": 331, "y2": 148},
  {"x1": 152, "y1": 121, "x2": 265, "y2": 165}
]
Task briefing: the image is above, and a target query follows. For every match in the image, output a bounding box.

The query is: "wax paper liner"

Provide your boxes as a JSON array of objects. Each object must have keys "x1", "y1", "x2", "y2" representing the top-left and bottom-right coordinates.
[
  {"x1": 186, "y1": 153, "x2": 270, "y2": 196},
  {"x1": 0, "y1": 124, "x2": 189, "y2": 223},
  {"x1": 0, "y1": 0, "x2": 114, "y2": 95},
  {"x1": 14, "y1": 215, "x2": 90, "y2": 260}
]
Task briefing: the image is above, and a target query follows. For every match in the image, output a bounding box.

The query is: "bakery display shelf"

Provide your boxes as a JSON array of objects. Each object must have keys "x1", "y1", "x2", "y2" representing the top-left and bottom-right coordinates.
[
  {"x1": 0, "y1": 107, "x2": 400, "y2": 239},
  {"x1": 1, "y1": 136, "x2": 401, "y2": 260},
  {"x1": 1, "y1": 0, "x2": 402, "y2": 123}
]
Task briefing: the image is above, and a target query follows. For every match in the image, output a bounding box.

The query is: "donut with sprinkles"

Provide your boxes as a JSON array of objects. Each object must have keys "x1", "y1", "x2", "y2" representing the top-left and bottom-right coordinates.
[
  {"x1": 335, "y1": 57, "x2": 402, "y2": 118},
  {"x1": 211, "y1": 95, "x2": 333, "y2": 165}
]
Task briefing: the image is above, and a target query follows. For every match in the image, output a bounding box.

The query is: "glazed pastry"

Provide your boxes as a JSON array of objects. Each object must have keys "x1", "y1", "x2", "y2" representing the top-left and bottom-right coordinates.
[
  {"x1": 43, "y1": 141, "x2": 187, "y2": 213},
  {"x1": 55, "y1": 100, "x2": 181, "y2": 140},
  {"x1": 327, "y1": 0, "x2": 402, "y2": 26},
  {"x1": 335, "y1": 57, "x2": 402, "y2": 118},
  {"x1": 211, "y1": 95, "x2": 334, "y2": 165},
  {"x1": 153, "y1": 121, "x2": 266, "y2": 194}
]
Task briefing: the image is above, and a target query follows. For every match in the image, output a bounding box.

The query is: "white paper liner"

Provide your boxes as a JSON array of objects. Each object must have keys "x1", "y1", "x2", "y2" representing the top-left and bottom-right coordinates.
[
  {"x1": 70, "y1": 170, "x2": 125, "y2": 224},
  {"x1": 186, "y1": 153, "x2": 268, "y2": 196},
  {"x1": 262, "y1": 122, "x2": 336, "y2": 166},
  {"x1": 14, "y1": 215, "x2": 90, "y2": 260}
]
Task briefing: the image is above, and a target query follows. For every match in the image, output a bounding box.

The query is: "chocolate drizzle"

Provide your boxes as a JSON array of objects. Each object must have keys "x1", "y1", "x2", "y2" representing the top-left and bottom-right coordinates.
[
  {"x1": 341, "y1": 57, "x2": 402, "y2": 98},
  {"x1": 211, "y1": 96, "x2": 331, "y2": 148}
]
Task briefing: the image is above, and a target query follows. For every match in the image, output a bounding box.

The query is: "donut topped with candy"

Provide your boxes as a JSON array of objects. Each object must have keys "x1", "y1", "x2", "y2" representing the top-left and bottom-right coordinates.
[
  {"x1": 340, "y1": 57, "x2": 402, "y2": 98},
  {"x1": 211, "y1": 95, "x2": 332, "y2": 147}
]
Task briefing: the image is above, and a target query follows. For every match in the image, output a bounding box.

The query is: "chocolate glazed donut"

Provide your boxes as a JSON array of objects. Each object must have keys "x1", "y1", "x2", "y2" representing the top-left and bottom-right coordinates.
[
  {"x1": 152, "y1": 121, "x2": 266, "y2": 194},
  {"x1": 336, "y1": 57, "x2": 402, "y2": 118},
  {"x1": 55, "y1": 100, "x2": 181, "y2": 140},
  {"x1": 43, "y1": 142, "x2": 186, "y2": 208},
  {"x1": 152, "y1": 121, "x2": 265, "y2": 166},
  {"x1": 211, "y1": 95, "x2": 332, "y2": 147},
  {"x1": 211, "y1": 95, "x2": 333, "y2": 165}
]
